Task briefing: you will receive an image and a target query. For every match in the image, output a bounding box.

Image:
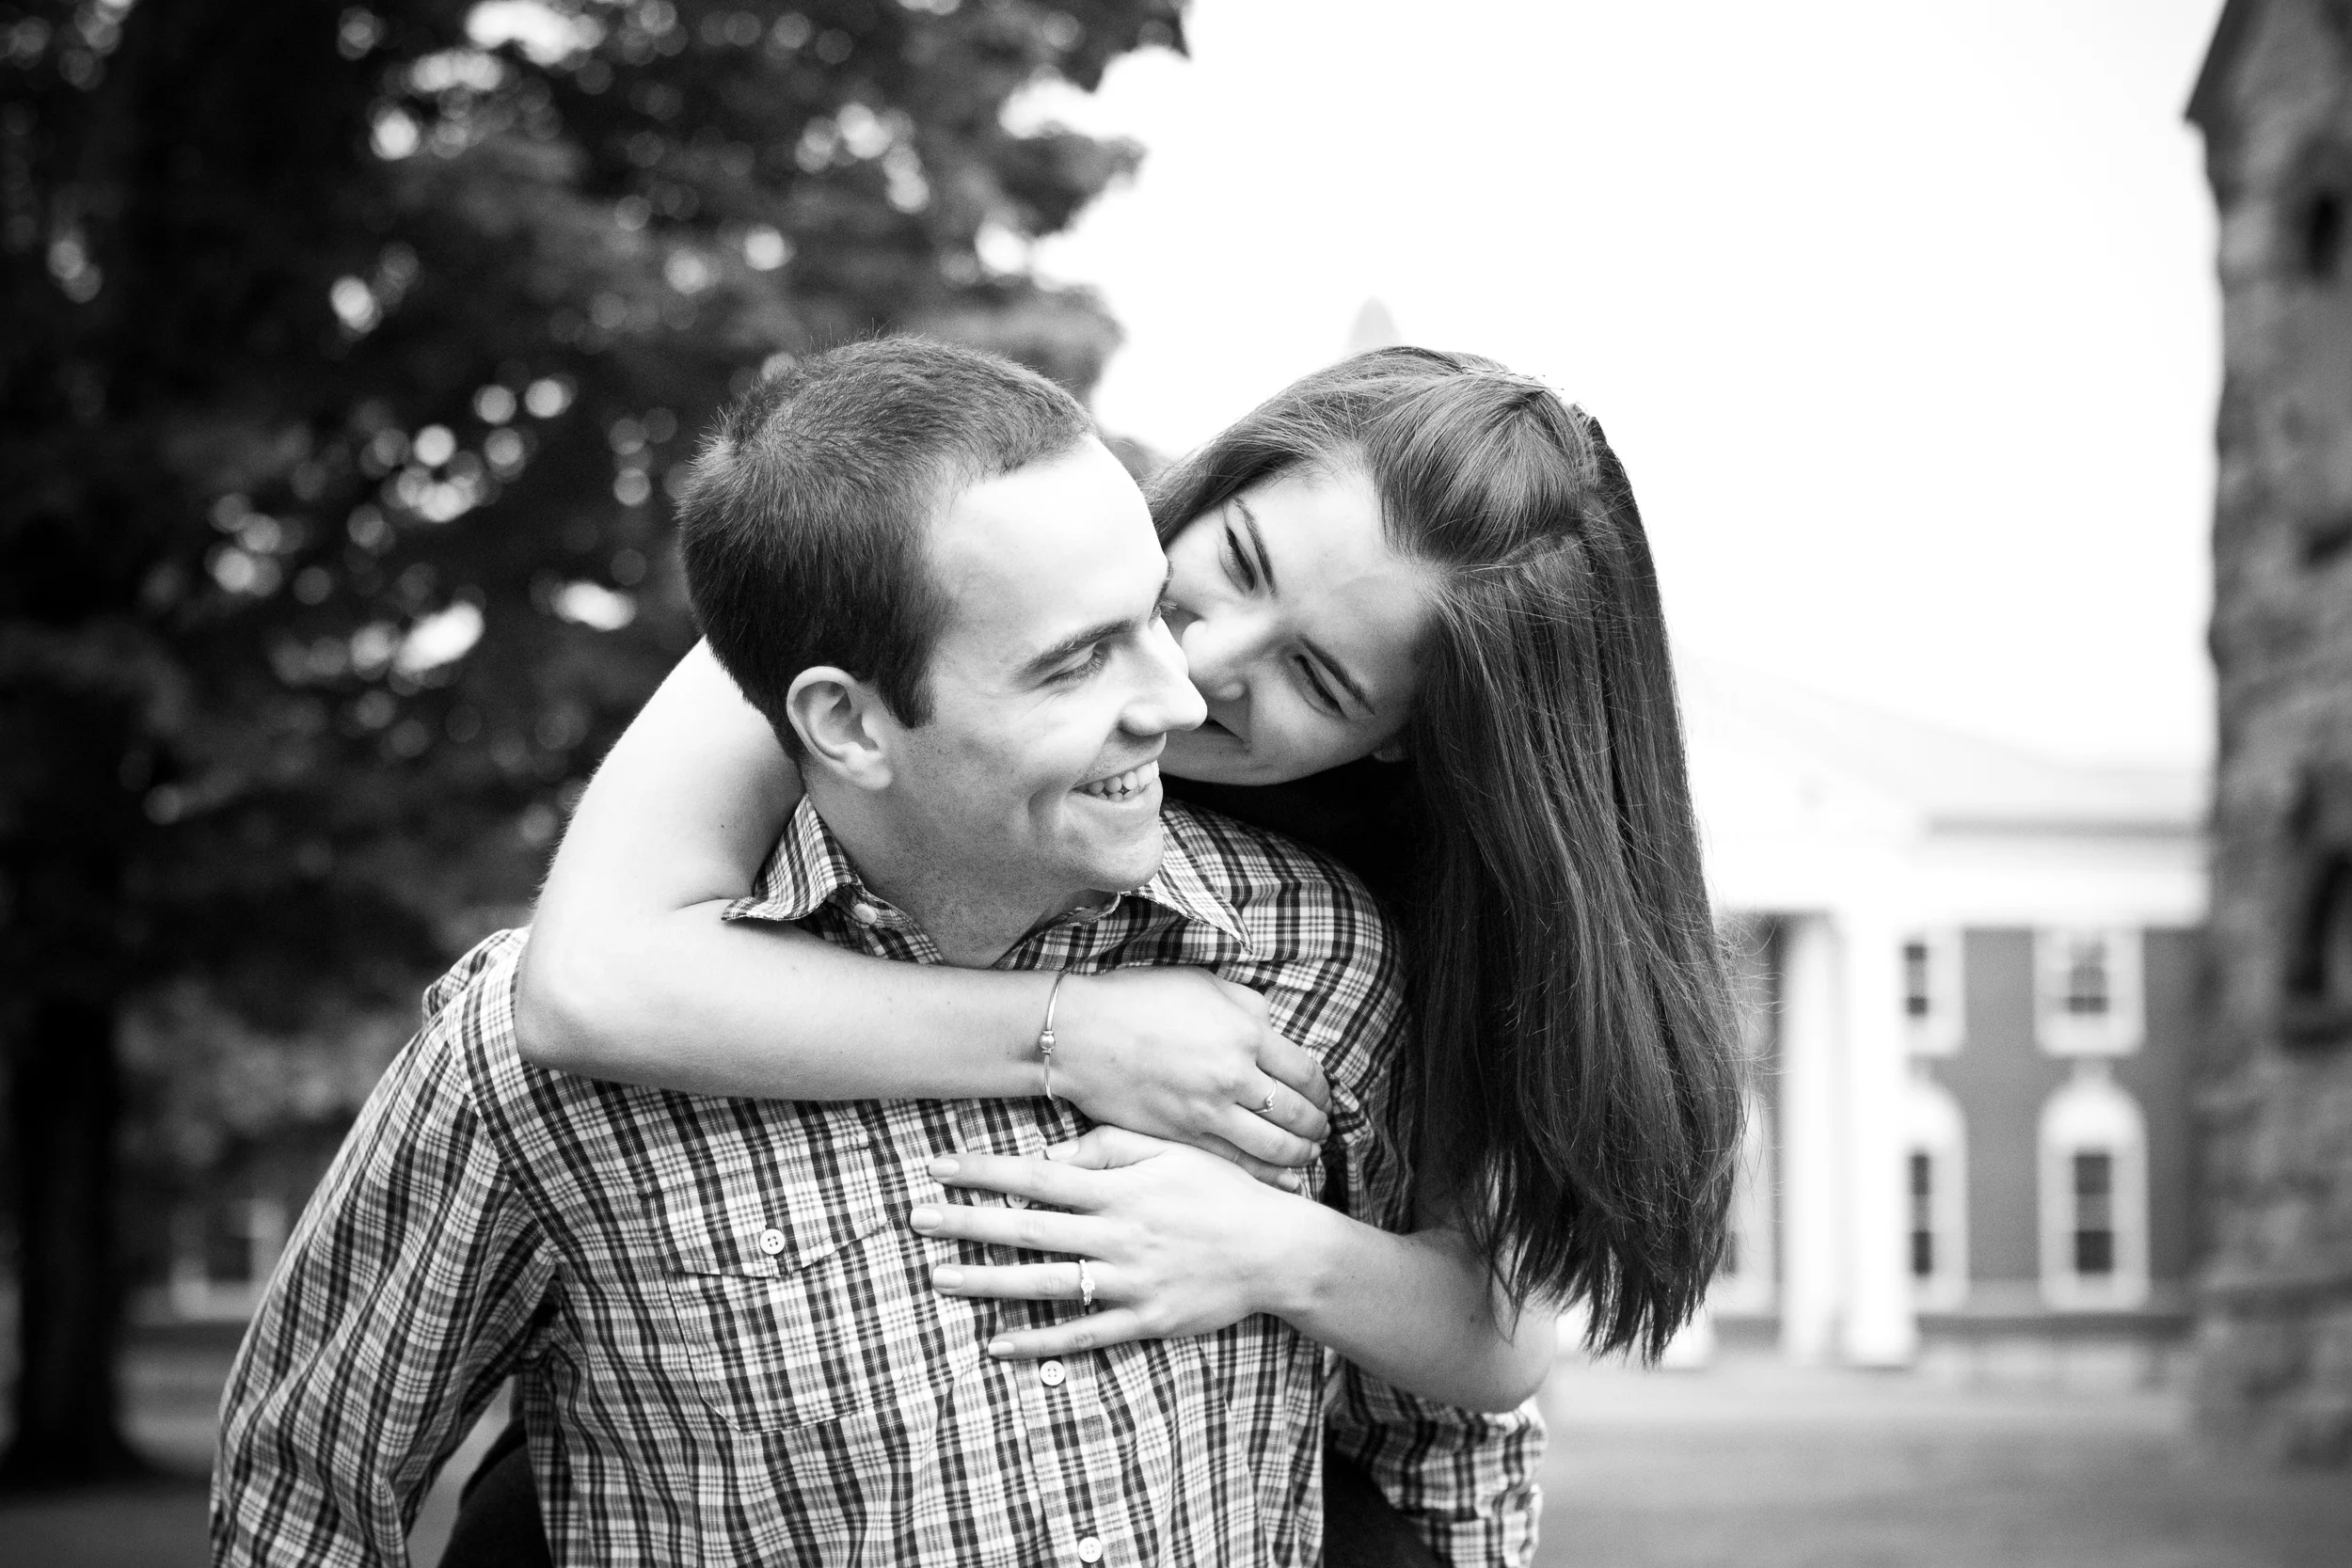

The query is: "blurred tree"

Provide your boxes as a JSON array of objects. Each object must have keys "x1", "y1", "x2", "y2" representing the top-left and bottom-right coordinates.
[{"x1": 0, "y1": 0, "x2": 1180, "y2": 1485}]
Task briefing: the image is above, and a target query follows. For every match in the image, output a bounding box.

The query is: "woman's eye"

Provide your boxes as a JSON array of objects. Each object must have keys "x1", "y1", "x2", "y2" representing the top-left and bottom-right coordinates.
[
  {"x1": 1222, "y1": 526, "x2": 1256, "y2": 591},
  {"x1": 1297, "y1": 659, "x2": 1343, "y2": 716}
]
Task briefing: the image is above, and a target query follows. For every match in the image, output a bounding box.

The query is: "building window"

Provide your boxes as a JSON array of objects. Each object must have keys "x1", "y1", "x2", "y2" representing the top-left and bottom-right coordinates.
[
  {"x1": 2071, "y1": 1152, "x2": 2115, "y2": 1276},
  {"x1": 1902, "y1": 928, "x2": 1964, "y2": 1056},
  {"x1": 168, "y1": 1196, "x2": 290, "y2": 1323},
  {"x1": 2062, "y1": 943, "x2": 2110, "y2": 1018},
  {"x1": 1909, "y1": 1152, "x2": 1934, "y2": 1277},
  {"x1": 2037, "y1": 1064, "x2": 2149, "y2": 1310},
  {"x1": 2286, "y1": 848, "x2": 2352, "y2": 1045},
  {"x1": 1902, "y1": 1070, "x2": 1968, "y2": 1311},
  {"x1": 2034, "y1": 927, "x2": 2144, "y2": 1057}
]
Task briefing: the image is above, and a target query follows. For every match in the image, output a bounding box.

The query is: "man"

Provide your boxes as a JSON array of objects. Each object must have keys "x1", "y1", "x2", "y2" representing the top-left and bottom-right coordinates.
[{"x1": 213, "y1": 339, "x2": 1537, "y2": 1564}]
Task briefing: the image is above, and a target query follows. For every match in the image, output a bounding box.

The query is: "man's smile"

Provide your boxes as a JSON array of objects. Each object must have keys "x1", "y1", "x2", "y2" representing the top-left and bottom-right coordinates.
[{"x1": 1073, "y1": 759, "x2": 1160, "y2": 801}]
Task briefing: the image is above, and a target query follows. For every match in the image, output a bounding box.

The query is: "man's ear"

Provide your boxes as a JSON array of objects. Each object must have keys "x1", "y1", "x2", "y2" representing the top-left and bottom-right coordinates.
[{"x1": 785, "y1": 666, "x2": 894, "y2": 790}]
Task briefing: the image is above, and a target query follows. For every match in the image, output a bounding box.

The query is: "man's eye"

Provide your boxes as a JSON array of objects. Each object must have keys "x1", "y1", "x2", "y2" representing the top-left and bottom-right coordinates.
[{"x1": 1057, "y1": 644, "x2": 1110, "y2": 681}]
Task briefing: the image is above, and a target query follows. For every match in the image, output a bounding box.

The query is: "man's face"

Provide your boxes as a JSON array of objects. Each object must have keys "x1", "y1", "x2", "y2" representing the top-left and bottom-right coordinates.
[{"x1": 878, "y1": 437, "x2": 1204, "y2": 909}]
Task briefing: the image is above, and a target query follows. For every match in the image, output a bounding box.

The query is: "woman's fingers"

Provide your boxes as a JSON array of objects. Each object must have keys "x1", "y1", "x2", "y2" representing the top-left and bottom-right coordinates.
[
  {"x1": 930, "y1": 1259, "x2": 1089, "y2": 1302},
  {"x1": 1254, "y1": 1032, "x2": 1333, "y2": 1117},
  {"x1": 1241, "y1": 1070, "x2": 1329, "y2": 1146},
  {"x1": 1041, "y1": 1126, "x2": 1174, "y2": 1170},
  {"x1": 930, "y1": 1150, "x2": 1101, "y2": 1209},
  {"x1": 1218, "y1": 1096, "x2": 1321, "y2": 1172},
  {"x1": 1230, "y1": 1148, "x2": 1312, "y2": 1192},
  {"x1": 982, "y1": 1307, "x2": 1148, "y2": 1360},
  {"x1": 1041, "y1": 1122, "x2": 1307, "y2": 1192},
  {"x1": 908, "y1": 1199, "x2": 1102, "y2": 1254}
]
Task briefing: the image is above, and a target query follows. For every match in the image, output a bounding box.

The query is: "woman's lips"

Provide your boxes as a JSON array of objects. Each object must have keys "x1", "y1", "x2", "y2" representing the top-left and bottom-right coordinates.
[{"x1": 1194, "y1": 716, "x2": 1244, "y2": 744}]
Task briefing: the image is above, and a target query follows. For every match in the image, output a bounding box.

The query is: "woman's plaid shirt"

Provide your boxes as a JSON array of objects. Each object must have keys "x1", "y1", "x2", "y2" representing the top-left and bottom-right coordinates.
[{"x1": 213, "y1": 800, "x2": 1544, "y2": 1566}]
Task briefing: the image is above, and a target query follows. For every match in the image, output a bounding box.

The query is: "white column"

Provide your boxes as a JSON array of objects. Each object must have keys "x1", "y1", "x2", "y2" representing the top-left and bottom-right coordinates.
[
  {"x1": 1776, "y1": 912, "x2": 1843, "y2": 1364},
  {"x1": 1836, "y1": 901, "x2": 1920, "y2": 1366}
]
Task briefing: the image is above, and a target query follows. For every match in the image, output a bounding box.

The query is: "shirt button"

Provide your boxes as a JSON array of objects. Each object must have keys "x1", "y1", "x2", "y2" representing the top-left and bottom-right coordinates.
[
  {"x1": 1076, "y1": 1537, "x2": 1104, "y2": 1563},
  {"x1": 758, "y1": 1227, "x2": 787, "y2": 1256},
  {"x1": 1039, "y1": 1359, "x2": 1066, "y2": 1387},
  {"x1": 849, "y1": 900, "x2": 882, "y2": 925}
]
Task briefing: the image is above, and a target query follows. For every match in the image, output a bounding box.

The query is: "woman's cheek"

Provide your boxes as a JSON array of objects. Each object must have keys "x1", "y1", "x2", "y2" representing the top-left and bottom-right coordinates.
[{"x1": 1260, "y1": 698, "x2": 1355, "y2": 776}]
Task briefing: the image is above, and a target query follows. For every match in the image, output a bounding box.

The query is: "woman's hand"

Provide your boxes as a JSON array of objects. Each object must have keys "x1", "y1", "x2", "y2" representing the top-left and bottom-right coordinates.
[
  {"x1": 911, "y1": 1128, "x2": 1325, "y2": 1358},
  {"x1": 1046, "y1": 969, "x2": 1331, "y2": 1180}
]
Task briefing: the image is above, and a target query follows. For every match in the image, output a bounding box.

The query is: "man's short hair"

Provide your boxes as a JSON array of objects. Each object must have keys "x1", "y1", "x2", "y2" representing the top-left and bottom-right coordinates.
[{"x1": 676, "y1": 337, "x2": 1095, "y2": 745}]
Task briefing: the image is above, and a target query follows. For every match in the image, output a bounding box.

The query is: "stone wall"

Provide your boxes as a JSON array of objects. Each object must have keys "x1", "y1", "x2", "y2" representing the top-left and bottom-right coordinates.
[{"x1": 2191, "y1": 0, "x2": 2352, "y2": 1465}]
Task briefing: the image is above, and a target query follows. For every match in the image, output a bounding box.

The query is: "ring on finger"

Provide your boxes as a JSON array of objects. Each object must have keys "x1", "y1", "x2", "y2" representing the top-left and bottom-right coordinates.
[
  {"x1": 1257, "y1": 1090, "x2": 1278, "y2": 1115},
  {"x1": 1076, "y1": 1259, "x2": 1096, "y2": 1312}
]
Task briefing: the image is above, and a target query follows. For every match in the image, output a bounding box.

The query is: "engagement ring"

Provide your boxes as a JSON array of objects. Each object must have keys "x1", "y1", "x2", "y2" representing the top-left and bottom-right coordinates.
[
  {"x1": 1076, "y1": 1259, "x2": 1096, "y2": 1311},
  {"x1": 1258, "y1": 1091, "x2": 1278, "y2": 1115}
]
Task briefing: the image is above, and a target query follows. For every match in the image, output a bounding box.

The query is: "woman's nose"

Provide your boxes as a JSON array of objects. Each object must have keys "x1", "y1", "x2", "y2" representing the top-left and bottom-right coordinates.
[{"x1": 1179, "y1": 613, "x2": 1252, "y2": 702}]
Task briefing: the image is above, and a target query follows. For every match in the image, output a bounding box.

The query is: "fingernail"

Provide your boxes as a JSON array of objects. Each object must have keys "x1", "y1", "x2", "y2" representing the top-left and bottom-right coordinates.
[
  {"x1": 988, "y1": 1337, "x2": 1013, "y2": 1357},
  {"x1": 933, "y1": 1265, "x2": 964, "y2": 1290},
  {"x1": 1284, "y1": 1171, "x2": 1303, "y2": 1193},
  {"x1": 1045, "y1": 1143, "x2": 1073, "y2": 1161},
  {"x1": 929, "y1": 1157, "x2": 960, "y2": 1179},
  {"x1": 910, "y1": 1207, "x2": 941, "y2": 1230}
]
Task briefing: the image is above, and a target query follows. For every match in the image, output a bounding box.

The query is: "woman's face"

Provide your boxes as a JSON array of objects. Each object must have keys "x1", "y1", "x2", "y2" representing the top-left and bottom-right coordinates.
[{"x1": 1158, "y1": 462, "x2": 1438, "y2": 786}]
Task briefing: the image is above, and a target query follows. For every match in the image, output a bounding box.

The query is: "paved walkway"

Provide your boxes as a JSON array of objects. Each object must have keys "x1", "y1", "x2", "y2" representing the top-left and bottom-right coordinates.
[
  {"x1": 1535, "y1": 1356, "x2": 2352, "y2": 1567},
  {"x1": 7, "y1": 1338, "x2": 2350, "y2": 1566}
]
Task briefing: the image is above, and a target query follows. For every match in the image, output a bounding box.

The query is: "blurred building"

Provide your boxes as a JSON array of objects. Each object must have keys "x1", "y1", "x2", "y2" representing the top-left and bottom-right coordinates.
[
  {"x1": 1679, "y1": 667, "x2": 2205, "y2": 1380},
  {"x1": 2188, "y1": 0, "x2": 2352, "y2": 1464}
]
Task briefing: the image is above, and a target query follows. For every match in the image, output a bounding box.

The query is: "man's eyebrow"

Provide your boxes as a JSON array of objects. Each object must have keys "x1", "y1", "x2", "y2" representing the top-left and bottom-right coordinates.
[
  {"x1": 1234, "y1": 498, "x2": 1277, "y2": 595},
  {"x1": 1299, "y1": 635, "x2": 1375, "y2": 715},
  {"x1": 1019, "y1": 564, "x2": 1175, "y2": 680}
]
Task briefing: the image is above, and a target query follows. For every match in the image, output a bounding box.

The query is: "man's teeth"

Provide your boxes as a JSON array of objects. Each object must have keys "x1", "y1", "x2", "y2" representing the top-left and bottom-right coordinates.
[{"x1": 1076, "y1": 762, "x2": 1157, "y2": 800}]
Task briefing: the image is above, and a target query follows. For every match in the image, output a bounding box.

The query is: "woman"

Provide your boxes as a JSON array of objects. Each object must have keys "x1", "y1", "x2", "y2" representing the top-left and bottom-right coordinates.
[{"x1": 450, "y1": 347, "x2": 1742, "y2": 1560}]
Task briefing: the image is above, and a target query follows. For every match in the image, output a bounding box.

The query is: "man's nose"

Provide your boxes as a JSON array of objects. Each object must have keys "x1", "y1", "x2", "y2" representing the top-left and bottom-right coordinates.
[{"x1": 1126, "y1": 614, "x2": 1207, "y2": 735}]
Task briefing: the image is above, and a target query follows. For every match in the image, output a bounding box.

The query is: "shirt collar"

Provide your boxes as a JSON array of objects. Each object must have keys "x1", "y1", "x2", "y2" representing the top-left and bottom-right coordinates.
[
  {"x1": 725, "y1": 799, "x2": 1251, "y2": 952},
  {"x1": 724, "y1": 799, "x2": 866, "y2": 926},
  {"x1": 1137, "y1": 812, "x2": 1251, "y2": 949}
]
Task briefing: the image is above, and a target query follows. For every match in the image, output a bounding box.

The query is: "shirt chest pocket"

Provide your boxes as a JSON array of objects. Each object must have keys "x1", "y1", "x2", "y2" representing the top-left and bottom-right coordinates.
[{"x1": 640, "y1": 1123, "x2": 974, "y2": 1435}]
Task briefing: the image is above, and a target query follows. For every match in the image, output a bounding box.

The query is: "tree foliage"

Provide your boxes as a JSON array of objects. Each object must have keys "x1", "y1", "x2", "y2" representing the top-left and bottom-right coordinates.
[{"x1": 0, "y1": 0, "x2": 1180, "y2": 1481}]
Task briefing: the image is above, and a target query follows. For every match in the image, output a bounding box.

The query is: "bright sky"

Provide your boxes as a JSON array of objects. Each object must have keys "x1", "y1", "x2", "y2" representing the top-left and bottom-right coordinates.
[{"x1": 1022, "y1": 0, "x2": 2228, "y2": 768}]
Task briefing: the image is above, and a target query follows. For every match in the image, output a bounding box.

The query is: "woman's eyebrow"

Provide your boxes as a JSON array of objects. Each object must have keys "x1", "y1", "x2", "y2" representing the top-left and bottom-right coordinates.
[{"x1": 1233, "y1": 498, "x2": 1278, "y2": 594}]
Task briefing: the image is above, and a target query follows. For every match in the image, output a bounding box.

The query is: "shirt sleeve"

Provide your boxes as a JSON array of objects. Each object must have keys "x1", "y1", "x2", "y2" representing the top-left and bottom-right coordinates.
[
  {"x1": 1326, "y1": 1368, "x2": 1546, "y2": 1567},
  {"x1": 211, "y1": 975, "x2": 556, "y2": 1567}
]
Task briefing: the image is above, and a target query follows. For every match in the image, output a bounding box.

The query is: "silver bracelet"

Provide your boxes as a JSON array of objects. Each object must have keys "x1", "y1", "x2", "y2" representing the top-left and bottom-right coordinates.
[{"x1": 1037, "y1": 970, "x2": 1070, "y2": 1102}]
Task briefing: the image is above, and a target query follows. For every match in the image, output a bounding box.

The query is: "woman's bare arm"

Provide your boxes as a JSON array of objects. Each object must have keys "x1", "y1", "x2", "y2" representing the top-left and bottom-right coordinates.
[
  {"x1": 919, "y1": 1130, "x2": 1559, "y2": 1411},
  {"x1": 516, "y1": 644, "x2": 1330, "y2": 1168}
]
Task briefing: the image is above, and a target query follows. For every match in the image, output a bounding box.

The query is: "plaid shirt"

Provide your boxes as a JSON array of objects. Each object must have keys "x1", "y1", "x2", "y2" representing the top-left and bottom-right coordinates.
[{"x1": 214, "y1": 800, "x2": 1543, "y2": 1566}]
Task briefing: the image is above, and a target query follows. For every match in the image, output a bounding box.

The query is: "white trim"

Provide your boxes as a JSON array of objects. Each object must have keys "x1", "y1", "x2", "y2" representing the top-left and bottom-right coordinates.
[
  {"x1": 2036, "y1": 1063, "x2": 2151, "y2": 1310},
  {"x1": 2033, "y1": 927, "x2": 2145, "y2": 1057}
]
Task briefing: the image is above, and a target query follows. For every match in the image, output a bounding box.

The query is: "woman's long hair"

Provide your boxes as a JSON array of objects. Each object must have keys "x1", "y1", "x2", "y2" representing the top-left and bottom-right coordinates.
[{"x1": 1150, "y1": 347, "x2": 1744, "y2": 1360}]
